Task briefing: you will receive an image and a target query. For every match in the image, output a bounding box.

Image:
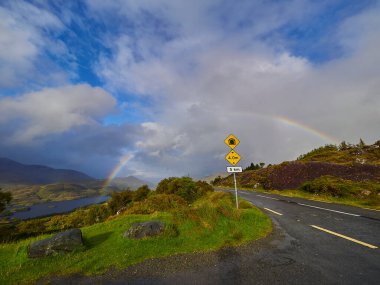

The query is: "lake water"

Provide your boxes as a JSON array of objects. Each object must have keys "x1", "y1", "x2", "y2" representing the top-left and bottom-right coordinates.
[{"x1": 10, "y1": 196, "x2": 110, "y2": 220}]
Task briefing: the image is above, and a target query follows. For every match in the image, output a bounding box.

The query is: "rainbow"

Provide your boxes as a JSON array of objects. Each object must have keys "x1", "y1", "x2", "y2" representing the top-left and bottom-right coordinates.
[
  {"x1": 102, "y1": 154, "x2": 131, "y2": 190},
  {"x1": 103, "y1": 115, "x2": 340, "y2": 188},
  {"x1": 274, "y1": 115, "x2": 340, "y2": 144}
]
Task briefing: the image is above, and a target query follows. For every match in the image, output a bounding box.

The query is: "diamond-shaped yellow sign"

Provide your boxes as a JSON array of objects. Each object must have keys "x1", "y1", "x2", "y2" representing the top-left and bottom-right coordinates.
[
  {"x1": 225, "y1": 149, "x2": 241, "y2": 166},
  {"x1": 224, "y1": 134, "x2": 240, "y2": 149}
]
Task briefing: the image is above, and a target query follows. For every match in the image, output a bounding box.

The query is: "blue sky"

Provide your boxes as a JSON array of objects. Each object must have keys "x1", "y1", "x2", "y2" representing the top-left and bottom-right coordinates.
[{"x1": 0, "y1": 0, "x2": 379, "y2": 181}]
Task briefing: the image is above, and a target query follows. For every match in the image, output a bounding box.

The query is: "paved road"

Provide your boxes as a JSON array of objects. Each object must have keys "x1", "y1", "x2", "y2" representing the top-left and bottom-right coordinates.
[
  {"x1": 45, "y1": 189, "x2": 380, "y2": 285},
  {"x1": 222, "y1": 188, "x2": 380, "y2": 284}
]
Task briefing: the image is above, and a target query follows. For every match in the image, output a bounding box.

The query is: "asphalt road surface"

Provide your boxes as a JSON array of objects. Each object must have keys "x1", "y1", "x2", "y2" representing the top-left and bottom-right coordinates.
[
  {"x1": 45, "y1": 189, "x2": 380, "y2": 285},
  {"x1": 222, "y1": 188, "x2": 380, "y2": 284}
]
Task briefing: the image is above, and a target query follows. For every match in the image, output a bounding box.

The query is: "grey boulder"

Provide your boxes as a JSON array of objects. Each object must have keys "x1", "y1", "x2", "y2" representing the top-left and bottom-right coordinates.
[
  {"x1": 124, "y1": 221, "x2": 165, "y2": 239},
  {"x1": 28, "y1": 228, "x2": 83, "y2": 258}
]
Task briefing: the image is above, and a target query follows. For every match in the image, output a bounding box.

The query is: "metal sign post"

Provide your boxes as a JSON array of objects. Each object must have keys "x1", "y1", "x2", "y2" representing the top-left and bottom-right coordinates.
[
  {"x1": 224, "y1": 134, "x2": 242, "y2": 209},
  {"x1": 233, "y1": 172, "x2": 238, "y2": 209}
]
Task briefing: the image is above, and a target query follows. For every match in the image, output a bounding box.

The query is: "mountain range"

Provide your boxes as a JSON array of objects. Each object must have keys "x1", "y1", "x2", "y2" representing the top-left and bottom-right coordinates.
[{"x1": 0, "y1": 158, "x2": 93, "y2": 184}]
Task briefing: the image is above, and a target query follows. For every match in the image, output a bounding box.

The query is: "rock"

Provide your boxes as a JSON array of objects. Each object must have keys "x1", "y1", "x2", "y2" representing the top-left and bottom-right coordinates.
[
  {"x1": 117, "y1": 207, "x2": 127, "y2": 215},
  {"x1": 361, "y1": 190, "x2": 371, "y2": 196},
  {"x1": 124, "y1": 221, "x2": 165, "y2": 239},
  {"x1": 28, "y1": 228, "x2": 83, "y2": 258}
]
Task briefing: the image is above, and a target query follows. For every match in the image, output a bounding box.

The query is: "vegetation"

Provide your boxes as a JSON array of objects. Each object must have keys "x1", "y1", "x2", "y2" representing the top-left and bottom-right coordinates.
[
  {"x1": 214, "y1": 140, "x2": 380, "y2": 210},
  {"x1": 0, "y1": 191, "x2": 271, "y2": 285},
  {"x1": 0, "y1": 188, "x2": 12, "y2": 213},
  {"x1": 299, "y1": 176, "x2": 380, "y2": 207},
  {"x1": 156, "y1": 177, "x2": 213, "y2": 203},
  {"x1": 297, "y1": 139, "x2": 380, "y2": 164},
  {"x1": 0, "y1": 185, "x2": 153, "y2": 242},
  {"x1": 244, "y1": 162, "x2": 265, "y2": 171}
]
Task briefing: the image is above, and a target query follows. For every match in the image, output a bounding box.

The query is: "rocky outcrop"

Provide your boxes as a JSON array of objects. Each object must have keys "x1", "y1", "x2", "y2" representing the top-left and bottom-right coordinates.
[
  {"x1": 124, "y1": 221, "x2": 165, "y2": 239},
  {"x1": 28, "y1": 228, "x2": 83, "y2": 258}
]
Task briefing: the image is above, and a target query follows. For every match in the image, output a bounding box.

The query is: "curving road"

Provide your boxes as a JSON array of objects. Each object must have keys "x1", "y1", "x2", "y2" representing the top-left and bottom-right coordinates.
[
  {"x1": 221, "y1": 188, "x2": 380, "y2": 284},
  {"x1": 45, "y1": 188, "x2": 380, "y2": 285}
]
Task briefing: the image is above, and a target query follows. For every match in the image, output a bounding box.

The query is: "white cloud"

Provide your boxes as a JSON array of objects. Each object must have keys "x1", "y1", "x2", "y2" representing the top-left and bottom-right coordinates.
[
  {"x1": 0, "y1": 1, "x2": 69, "y2": 89},
  {"x1": 93, "y1": 1, "x2": 380, "y2": 179},
  {"x1": 0, "y1": 84, "x2": 116, "y2": 143}
]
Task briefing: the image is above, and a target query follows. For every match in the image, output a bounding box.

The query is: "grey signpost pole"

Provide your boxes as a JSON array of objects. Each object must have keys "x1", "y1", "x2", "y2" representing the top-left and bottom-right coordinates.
[{"x1": 233, "y1": 172, "x2": 239, "y2": 209}]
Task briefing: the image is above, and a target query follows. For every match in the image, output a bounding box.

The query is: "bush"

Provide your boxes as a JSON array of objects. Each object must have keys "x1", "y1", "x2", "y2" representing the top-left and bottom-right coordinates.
[
  {"x1": 108, "y1": 189, "x2": 134, "y2": 214},
  {"x1": 156, "y1": 177, "x2": 213, "y2": 203},
  {"x1": 126, "y1": 194, "x2": 187, "y2": 214},
  {"x1": 0, "y1": 188, "x2": 12, "y2": 213},
  {"x1": 133, "y1": 185, "x2": 151, "y2": 202},
  {"x1": 299, "y1": 175, "x2": 380, "y2": 199}
]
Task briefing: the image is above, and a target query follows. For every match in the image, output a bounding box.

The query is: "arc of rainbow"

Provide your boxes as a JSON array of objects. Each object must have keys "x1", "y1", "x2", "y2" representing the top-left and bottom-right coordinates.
[
  {"x1": 102, "y1": 154, "x2": 131, "y2": 190},
  {"x1": 274, "y1": 115, "x2": 340, "y2": 144}
]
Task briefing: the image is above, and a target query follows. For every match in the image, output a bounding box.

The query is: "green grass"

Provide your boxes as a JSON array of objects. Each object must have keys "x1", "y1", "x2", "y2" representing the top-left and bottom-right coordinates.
[
  {"x1": 216, "y1": 185, "x2": 380, "y2": 210},
  {"x1": 0, "y1": 193, "x2": 271, "y2": 285}
]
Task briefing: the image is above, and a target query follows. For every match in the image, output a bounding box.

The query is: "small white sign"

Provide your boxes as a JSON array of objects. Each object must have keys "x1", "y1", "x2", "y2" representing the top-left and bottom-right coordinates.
[{"x1": 227, "y1": 166, "x2": 242, "y2": 173}]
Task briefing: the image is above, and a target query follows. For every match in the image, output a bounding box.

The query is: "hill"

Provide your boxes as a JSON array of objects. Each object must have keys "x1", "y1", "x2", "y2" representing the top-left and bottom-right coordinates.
[
  {"x1": 0, "y1": 158, "x2": 94, "y2": 184},
  {"x1": 215, "y1": 140, "x2": 380, "y2": 209},
  {"x1": 106, "y1": 176, "x2": 155, "y2": 190}
]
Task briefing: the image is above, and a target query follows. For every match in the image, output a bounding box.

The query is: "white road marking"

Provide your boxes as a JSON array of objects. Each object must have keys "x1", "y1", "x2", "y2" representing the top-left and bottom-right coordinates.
[
  {"x1": 264, "y1": 207, "x2": 283, "y2": 216},
  {"x1": 257, "y1": 195, "x2": 279, "y2": 201},
  {"x1": 298, "y1": 203, "x2": 360, "y2": 217},
  {"x1": 311, "y1": 225, "x2": 378, "y2": 249},
  {"x1": 363, "y1": 208, "x2": 380, "y2": 212}
]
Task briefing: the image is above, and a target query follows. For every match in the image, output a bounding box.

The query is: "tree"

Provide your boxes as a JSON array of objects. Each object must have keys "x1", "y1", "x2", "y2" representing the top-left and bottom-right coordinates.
[
  {"x1": 359, "y1": 138, "x2": 366, "y2": 148},
  {"x1": 244, "y1": 162, "x2": 265, "y2": 171},
  {"x1": 133, "y1": 185, "x2": 151, "y2": 201},
  {"x1": 0, "y1": 188, "x2": 12, "y2": 213},
  {"x1": 339, "y1": 141, "x2": 348, "y2": 150},
  {"x1": 156, "y1": 176, "x2": 213, "y2": 203}
]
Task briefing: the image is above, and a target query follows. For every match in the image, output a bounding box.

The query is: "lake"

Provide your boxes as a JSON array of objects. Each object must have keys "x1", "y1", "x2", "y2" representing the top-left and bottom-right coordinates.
[{"x1": 9, "y1": 195, "x2": 110, "y2": 220}]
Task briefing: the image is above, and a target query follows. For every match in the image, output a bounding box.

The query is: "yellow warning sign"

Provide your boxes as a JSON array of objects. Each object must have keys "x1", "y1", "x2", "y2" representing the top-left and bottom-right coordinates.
[
  {"x1": 225, "y1": 149, "x2": 241, "y2": 166},
  {"x1": 224, "y1": 134, "x2": 240, "y2": 149}
]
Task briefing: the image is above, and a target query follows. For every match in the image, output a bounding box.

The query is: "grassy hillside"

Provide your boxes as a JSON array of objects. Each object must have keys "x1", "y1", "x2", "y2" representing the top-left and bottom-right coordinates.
[
  {"x1": 297, "y1": 140, "x2": 380, "y2": 165},
  {"x1": 0, "y1": 192, "x2": 271, "y2": 285},
  {"x1": 215, "y1": 140, "x2": 380, "y2": 209}
]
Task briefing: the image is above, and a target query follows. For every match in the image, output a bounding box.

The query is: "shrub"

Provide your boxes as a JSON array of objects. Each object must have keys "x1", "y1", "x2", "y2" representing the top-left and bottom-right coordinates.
[
  {"x1": 133, "y1": 185, "x2": 151, "y2": 202},
  {"x1": 126, "y1": 194, "x2": 187, "y2": 214},
  {"x1": 108, "y1": 189, "x2": 134, "y2": 214},
  {"x1": 0, "y1": 188, "x2": 12, "y2": 213},
  {"x1": 299, "y1": 175, "x2": 380, "y2": 199},
  {"x1": 156, "y1": 177, "x2": 213, "y2": 203}
]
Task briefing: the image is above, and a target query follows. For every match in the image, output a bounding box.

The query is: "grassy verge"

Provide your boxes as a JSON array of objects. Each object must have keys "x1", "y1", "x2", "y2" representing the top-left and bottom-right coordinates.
[
  {"x1": 216, "y1": 186, "x2": 380, "y2": 210},
  {"x1": 0, "y1": 192, "x2": 271, "y2": 285}
]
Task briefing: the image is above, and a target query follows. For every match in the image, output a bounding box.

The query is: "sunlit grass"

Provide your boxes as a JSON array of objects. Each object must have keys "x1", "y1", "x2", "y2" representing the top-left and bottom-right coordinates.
[{"x1": 0, "y1": 192, "x2": 271, "y2": 285}]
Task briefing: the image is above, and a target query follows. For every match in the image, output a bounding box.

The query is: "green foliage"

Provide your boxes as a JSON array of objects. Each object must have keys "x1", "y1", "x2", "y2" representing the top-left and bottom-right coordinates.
[
  {"x1": 156, "y1": 177, "x2": 213, "y2": 203},
  {"x1": 126, "y1": 194, "x2": 187, "y2": 214},
  {"x1": 297, "y1": 140, "x2": 380, "y2": 164},
  {"x1": 244, "y1": 162, "x2": 265, "y2": 171},
  {"x1": 299, "y1": 175, "x2": 380, "y2": 201},
  {"x1": 0, "y1": 188, "x2": 12, "y2": 213},
  {"x1": 211, "y1": 176, "x2": 223, "y2": 185},
  {"x1": 297, "y1": 144, "x2": 338, "y2": 161},
  {"x1": 0, "y1": 193, "x2": 271, "y2": 285},
  {"x1": 133, "y1": 185, "x2": 151, "y2": 201},
  {"x1": 107, "y1": 189, "x2": 134, "y2": 214}
]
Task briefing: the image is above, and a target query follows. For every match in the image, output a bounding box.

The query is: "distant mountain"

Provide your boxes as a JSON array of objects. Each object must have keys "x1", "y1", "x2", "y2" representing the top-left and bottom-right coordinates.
[
  {"x1": 0, "y1": 158, "x2": 94, "y2": 184},
  {"x1": 198, "y1": 172, "x2": 229, "y2": 184},
  {"x1": 106, "y1": 176, "x2": 155, "y2": 190}
]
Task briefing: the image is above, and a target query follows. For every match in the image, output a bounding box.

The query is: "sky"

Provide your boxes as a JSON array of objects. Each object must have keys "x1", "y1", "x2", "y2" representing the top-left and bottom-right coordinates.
[{"x1": 0, "y1": 0, "x2": 379, "y2": 182}]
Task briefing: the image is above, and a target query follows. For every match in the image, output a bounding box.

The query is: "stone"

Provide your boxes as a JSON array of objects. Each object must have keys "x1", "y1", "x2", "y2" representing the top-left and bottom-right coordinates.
[
  {"x1": 361, "y1": 190, "x2": 371, "y2": 196},
  {"x1": 28, "y1": 228, "x2": 83, "y2": 258},
  {"x1": 124, "y1": 221, "x2": 165, "y2": 239}
]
